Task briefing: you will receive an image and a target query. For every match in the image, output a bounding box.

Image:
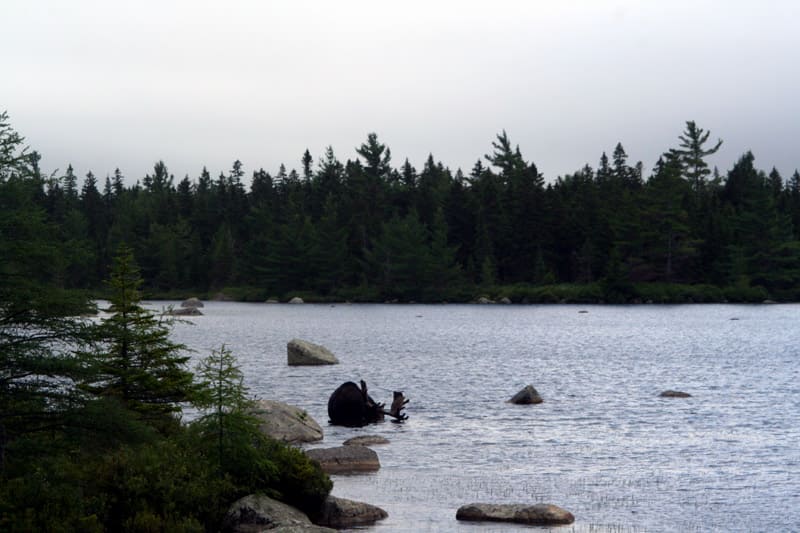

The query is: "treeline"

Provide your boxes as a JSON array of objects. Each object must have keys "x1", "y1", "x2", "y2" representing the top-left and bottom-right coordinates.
[{"x1": 8, "y1": 112, "x2": 800, "y2": 302}]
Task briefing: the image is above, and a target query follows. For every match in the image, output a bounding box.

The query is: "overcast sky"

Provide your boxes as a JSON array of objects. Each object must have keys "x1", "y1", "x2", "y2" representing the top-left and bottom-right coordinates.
[{"x1": 3, "y1": 1, "x2": 799, "y2": 185}]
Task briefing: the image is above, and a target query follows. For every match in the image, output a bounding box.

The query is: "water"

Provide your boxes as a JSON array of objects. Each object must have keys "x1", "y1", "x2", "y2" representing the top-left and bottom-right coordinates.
[{"x1": 159, "y1": 302, "x2": 800, "y2": 532}]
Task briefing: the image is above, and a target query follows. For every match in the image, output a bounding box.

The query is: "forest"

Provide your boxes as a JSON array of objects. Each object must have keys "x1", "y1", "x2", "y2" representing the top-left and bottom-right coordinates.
[{"x1": 5, "y1": 112, "x2": 800, "y2": 303}]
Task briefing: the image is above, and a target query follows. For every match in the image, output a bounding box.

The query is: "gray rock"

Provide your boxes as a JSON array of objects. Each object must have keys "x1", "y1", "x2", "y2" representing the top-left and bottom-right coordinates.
[
  {"x1": 476, "y1": 296, "x2": 494, "y2": 304},
  {"x1": 315, "y1": 496, "x2": 388, "y2": 529},
  {"x1": 249, "y1": 400, "x2": 323, "y2": 444},
  {"x1": 265, "y1": 298, "x2": 280, "y2": 304},
  {"x1": 456, "y1": 503, "x2": 574, "y2": 525},
  {"x1": 305, "y1": 446, "x2": 380, "y2": 474},
  {"x1": 660, "y1": 390, "x2": 692, "y2": 398},
  {"x1": 180, "y1": 297, "x2": 204, "y2": 308},
  {"x1": 287, "y1": 339, "x2": 339, "y2": 366},
  {"x1": 499, "y1": 297, "x2": 512, "y2": 304},
  {"x1": 507, "y1": 385, "x2": 543, "y2": 405},
  {"x1": 166, "y1": 306, "x2": 203, "y2": 316},
  {"x1": 288, "y1": 296, "x2": 304, "y2": 304},
  {"x1": 343, "y1": 435, "x2": 390, "y2": 446},
  {"x1": 222, "y1": 494, "x2": 335, "y2": 533}
]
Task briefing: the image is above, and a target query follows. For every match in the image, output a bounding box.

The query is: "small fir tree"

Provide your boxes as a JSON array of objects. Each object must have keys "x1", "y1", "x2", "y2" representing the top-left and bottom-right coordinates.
[{"x1": 81, "y1": 245, "x2": 195, "y2": 432}]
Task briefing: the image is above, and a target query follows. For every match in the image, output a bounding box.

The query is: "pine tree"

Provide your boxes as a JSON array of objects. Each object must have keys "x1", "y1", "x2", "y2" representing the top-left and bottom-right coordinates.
[
  {"x1": 670, "y1": 120, "x2": 722, "y2": 194},
  {"x1": 356, "y1": 132, "x2": 391, "y2": 179}
]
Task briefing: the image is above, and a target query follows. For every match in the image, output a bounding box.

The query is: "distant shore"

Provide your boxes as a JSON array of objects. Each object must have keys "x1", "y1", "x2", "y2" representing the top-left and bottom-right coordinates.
[{"x1": 128, "y1": 281, "x2": 787, "y2": 306}]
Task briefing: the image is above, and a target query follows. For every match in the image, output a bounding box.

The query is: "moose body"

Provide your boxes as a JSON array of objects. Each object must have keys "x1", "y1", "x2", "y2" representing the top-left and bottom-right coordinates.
[{"x1": 328, "y1": 380, "x2": 409, "y2": 427}]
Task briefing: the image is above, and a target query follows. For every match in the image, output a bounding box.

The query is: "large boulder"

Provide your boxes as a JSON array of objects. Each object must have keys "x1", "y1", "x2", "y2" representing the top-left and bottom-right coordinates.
[
  {"x1": 287, "y1": 339, "x2": 339, "y2": 366},
  {"x1": 315, "y1": 496, "x2": 388, "y2": 529},
  {"x1": 222, "y1": 494, "x2": 335, "y2": 533},
  {"x1": 305, "y1": 446, "x2": 380, "y2": 474},
  {"x1": 180, "y1": 297, "x2": 204, "y2": 308},
  {"x1": 456, "y1": 503, "x2": 574, "y2": 526},
  {"x1": 660, "y1": 390, "x2": 692, "y2": 398},
  {"x1": 250, "y1": 400, "x2": 323, "y2": 444},
  {"x1": 343, "y1": 435, "x2": 390, "y2": 446},
  {"x1": 507, "y1": 385, "x2": 543, "y2": 405},
  {"x1": 288, "y1": 296, "x2": 305, "y2": 304}
]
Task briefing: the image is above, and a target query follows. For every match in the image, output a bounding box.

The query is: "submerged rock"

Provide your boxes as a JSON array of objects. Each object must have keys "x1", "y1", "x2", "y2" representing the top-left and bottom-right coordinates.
[
  {"x1": 222, "y1": 494, "x2": 335, "y2": 533},
  {"x1": 287, "y1": 339, "x2": 339, "y2": 366},
  {"x1": 343, "y1": 435, "x2": 390, "y2": 446},
  {"x1": 456, "y1": 503, "x2": 574, "y2": 525},
  {"x1": 305, "y1": 446, "x2": 380, "y2": 474},
  {"x1": 166, "y1": 307, "x2": 202, "y2": 316},
  {"x1": 249, "y1": 399, "x2": 323, "y2": 444},
  {"x1": 315, "y1": 496, "x2": 387, "y2": 529},
  {"x1": 660, "y1": 390, "x2": 692, "y2": 398},
  {"x1": 507, "y1": 385, "x2": 543, "y2": 405}
]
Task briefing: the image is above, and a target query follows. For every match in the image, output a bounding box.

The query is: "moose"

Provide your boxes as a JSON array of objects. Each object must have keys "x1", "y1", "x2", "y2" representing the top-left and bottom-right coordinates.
[{"x1": 327, "y1": 380, "x2": 409, "y2": 427}]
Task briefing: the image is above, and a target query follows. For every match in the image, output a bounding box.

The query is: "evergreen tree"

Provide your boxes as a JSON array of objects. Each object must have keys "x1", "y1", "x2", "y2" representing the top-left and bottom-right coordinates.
[
  {"x1": 356, "y1": 132, "x2": 392, "y2": 179},
  {"x1": 81, "y1": 245, "x2": 195, "y2": 432},
  {"x1": 0, "y1": 113, "x2": 94, "y2": 468},
  {"x1": 670, "y1": 120, "x2": 722, "y2": 194},
  {"x1": 301, "y1": 149, "x2": 313, "y2": 181},
  {"x1": 367, "y1": 210, "x2": 430, "y2": 300},
  {"x1": 638, "y1": 155, "x2": 696, "y2": 281},
  {"x1": 193, "y1": 345, "x2": 254, "y2": 476}
]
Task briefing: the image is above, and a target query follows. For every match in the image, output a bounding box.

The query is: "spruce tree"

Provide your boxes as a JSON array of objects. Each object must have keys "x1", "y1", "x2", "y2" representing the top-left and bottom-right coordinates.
[
  {"x1": 81, "y1": 245, "x2": 195, "y2": 432},
  {"x1": 192, "y1": 345, "x2": 260, "y2": 478}
]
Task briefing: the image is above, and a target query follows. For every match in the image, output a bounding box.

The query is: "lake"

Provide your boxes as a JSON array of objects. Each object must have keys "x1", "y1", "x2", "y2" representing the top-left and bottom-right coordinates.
[{"x1": 160, "y1": 302, "x2": 800, "y2": 532}]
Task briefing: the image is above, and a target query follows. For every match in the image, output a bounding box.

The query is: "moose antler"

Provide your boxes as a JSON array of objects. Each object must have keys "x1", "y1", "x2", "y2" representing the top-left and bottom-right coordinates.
[{"x1": 383, "y1": 391, "x2": 409, "y2": 422}]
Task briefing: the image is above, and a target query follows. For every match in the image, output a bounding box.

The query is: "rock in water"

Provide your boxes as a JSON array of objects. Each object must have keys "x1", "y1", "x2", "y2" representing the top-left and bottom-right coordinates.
[
  {"x1": 180, "y1": 297, "x2": 204, "y2": 308},
  {"x1": 507, "y1": 385, "x2": 543, "y2": 404},
  {"x1": 305, "y1": 446, "x2": 380, "y2": 474},
  {"x1": 660, "y1": 390, "x2": 692, "y2": 398},
  {"x1": 166, "y1": 307, "x2": 202, "y2": 316},
  {"x1": 222, "y1": 494, "x2": 335, "y2": 533},
  {"x1": 343, "y1": 435, "x2": 390, "y2": 446},
  {"x1": 456, "y1": 503, "x2": 574, "y2": 525},
  {"x1": 287, "y1": 339, "x2": 339, "y2": 366},
  {"x1": 315, "y1": 496, "x2": 388, "y2": 529},
  {"x1": 249, "y1": 399, "x2": 323, "y2": 444},
  {"x1": 288, "y1": 296, "x2": 305, "y2": 304}
]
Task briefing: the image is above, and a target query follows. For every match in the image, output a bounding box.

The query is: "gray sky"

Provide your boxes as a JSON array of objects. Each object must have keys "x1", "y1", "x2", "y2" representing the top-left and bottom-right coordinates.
[{"x1": 3, "y1": 0, "x2": 799, "y2": 185}]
